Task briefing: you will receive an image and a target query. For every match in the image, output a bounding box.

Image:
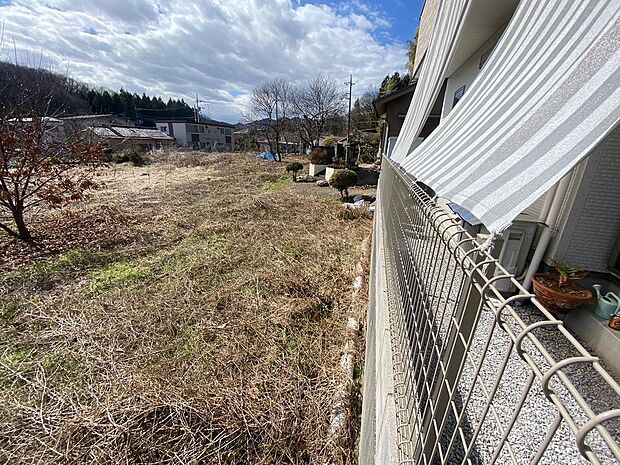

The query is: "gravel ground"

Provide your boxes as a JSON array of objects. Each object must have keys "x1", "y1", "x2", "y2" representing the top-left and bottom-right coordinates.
[{"x1": 451, "y1": 301, "x2": 620, "y2": 465}]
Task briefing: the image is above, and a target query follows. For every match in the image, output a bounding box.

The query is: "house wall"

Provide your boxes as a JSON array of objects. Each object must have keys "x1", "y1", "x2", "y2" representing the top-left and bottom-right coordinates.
[
  {"x1": 441, "y1": 29, "x2": 503, "y2": 118},
  {"x1": 414, "y1": 0, "x2": 440, "y2": 75},
  {"x1": 186, "y1": 125, "x2": 233, "y2": 149},
  {"x1": 385, "y1": 93, "x2": 414, "y2": 138},
  {"x1": 385, "y1": 88, "x2": 443, "y2": 142},
  {"x1": 546, "y1": 126, "x2": 620, "y2": 273},
  {"x1": 171, "y1": 123, "x2": 188, "y2": 145},
  {"x1": 155, "y1": 122, "x2": 234, "y2": 150}
]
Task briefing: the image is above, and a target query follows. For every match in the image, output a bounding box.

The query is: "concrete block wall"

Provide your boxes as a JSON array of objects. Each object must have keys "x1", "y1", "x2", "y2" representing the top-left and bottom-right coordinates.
[{"x1": 359, "y1": 199, "x2": 399, "y2": 465}]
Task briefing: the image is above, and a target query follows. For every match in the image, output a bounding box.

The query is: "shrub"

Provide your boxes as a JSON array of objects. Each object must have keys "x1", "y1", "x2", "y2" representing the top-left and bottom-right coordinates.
[
  {"x1": 322, "y1": 136, "x2": 339, "y2": 147},
  {"x1": 286, "y1": 162, "x2": 304, "y2": 182},
  {"x1": 329, "y1": 169, "x2": 357, "y2": 199},
  {"x1": 111, "y1": 151, "x2": 147, "y2": 166},
  {"x1": 309, "y1": 146, "x2": 334, "y2": 165}
]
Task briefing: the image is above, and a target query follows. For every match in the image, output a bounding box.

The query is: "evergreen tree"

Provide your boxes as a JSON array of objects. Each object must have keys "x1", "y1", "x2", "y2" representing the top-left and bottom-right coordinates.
[{"x1": 407, "y1": 28, "x2": 419, "y2": 76}]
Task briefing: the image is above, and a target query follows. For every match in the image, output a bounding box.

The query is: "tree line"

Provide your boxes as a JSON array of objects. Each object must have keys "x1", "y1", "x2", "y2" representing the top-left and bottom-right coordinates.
[{"x1": 0, "y1": 61, "x2": 192, "y2": 118}]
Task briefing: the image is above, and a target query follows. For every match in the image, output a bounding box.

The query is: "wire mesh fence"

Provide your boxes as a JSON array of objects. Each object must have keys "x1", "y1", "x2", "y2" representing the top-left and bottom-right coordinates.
[{"x1": 378, "y1": 157, "x2": 620, "y2": 465}]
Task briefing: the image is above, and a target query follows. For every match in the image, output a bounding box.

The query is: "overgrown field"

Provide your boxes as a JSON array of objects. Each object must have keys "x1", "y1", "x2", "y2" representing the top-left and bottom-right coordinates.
[{"x1": 0, "y1": 152, "x2": 373, "y2": 464}]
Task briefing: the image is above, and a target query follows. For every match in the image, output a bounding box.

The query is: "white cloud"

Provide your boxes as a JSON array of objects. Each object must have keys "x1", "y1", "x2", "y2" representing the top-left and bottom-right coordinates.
[{"x1": 0, "y1": 0, "x2": 407, "y2": 122}]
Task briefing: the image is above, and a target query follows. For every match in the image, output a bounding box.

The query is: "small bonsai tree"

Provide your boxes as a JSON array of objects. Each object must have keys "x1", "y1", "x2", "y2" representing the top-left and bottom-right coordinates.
[
  {"x1": 554, "y1": 260, "x2": 587, "y2": 287},
  {"x1": 286, "y1": 162, "x2": 303, "y2": 182},
  {"x1": 329, "y1": 169, "x2": 357, "y2": 200}
]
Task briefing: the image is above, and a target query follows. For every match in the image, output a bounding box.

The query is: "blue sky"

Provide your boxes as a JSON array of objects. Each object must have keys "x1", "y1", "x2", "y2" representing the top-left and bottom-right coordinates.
[
  {"x1": 0, "y1": 0, "x2": 425, "y2": 122},
  {"x1": 300, "y1": 0, "x2": 425, "y2": 44}
]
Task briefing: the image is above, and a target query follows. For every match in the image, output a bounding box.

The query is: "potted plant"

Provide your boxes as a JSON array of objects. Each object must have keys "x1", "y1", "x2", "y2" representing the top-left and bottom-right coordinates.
[{"x1": 532, "y1": 260, "x2": 592, "y2": 315}]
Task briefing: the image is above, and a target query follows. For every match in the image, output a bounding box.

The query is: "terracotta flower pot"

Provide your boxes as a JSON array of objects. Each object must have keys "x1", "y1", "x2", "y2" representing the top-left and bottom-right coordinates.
[{"x1": 532, "y1": 273, "x2": 593, "y2": 315}]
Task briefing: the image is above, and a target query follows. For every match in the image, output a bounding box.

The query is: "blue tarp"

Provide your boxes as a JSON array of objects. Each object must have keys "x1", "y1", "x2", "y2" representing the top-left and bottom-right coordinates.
[{"x1": 257, "y1": 151, "x2": 277, "y2": 161}]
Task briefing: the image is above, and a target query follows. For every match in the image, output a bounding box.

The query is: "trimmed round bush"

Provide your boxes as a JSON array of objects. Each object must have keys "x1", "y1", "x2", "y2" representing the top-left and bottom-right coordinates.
[
  {"x1": 328, "y1": 169, "x2": 357, "y2": 199},
  {"x1": 286, "y1": 162, "x2": 304, "y2": 181}
]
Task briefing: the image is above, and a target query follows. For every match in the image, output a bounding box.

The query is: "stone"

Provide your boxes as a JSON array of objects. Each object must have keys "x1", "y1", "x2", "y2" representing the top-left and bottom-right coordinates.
[{"x1": 296, "y1": 175, "x2": 318, "y2": 182}]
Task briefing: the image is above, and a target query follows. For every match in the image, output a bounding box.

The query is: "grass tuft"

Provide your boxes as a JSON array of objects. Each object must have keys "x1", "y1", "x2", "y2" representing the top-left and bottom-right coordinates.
[
  {"x1": 264, "y1": 174, "x2": 293, "y2": 192},
  {"x1": 90, "y1": 261, "x2": 152, "y2": 293}
]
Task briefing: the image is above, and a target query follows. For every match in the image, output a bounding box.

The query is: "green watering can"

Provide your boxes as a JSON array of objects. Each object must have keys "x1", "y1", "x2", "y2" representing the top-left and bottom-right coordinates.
[{"x1": 592, "y1": 284, "x2": 620, "y2": 319}]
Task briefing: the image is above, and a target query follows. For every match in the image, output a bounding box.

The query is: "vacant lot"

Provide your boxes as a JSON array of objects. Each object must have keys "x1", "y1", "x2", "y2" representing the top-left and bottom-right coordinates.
[{"x1": 0, "y1": 152, "x2": 373, "y2": 464}]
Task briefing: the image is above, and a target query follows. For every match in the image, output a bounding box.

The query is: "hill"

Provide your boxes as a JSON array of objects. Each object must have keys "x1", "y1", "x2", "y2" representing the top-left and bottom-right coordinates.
[{"x1": 0, "y1": 61, "x2": 193, "y2": 119}]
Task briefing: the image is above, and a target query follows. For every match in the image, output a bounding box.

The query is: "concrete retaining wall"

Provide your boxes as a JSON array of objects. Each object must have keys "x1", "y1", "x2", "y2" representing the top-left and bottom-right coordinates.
[{"x1": 359, "y1": 196, "x2": 399, "y2": 465}]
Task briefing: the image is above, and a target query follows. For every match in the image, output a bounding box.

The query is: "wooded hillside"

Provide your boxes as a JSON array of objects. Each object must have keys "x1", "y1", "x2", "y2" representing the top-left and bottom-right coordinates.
[{"x1": 0, "y1": 62, "x2": 193, "y2": 118}]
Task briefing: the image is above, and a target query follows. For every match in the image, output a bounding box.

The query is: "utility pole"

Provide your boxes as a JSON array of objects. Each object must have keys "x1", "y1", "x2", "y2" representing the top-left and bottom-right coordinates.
[
  {"x1": 194, "y1": 93, "x2": 208, "y2": 122},
  {"x1": 345, "y1": 74, "x2": 355, "y2": 166},
  {"x1": 274, "y1": 91, "x2": 280, "y2": 161},
  {"x1": 195, "y1": 93, "x2": 199, "y2": 122}
]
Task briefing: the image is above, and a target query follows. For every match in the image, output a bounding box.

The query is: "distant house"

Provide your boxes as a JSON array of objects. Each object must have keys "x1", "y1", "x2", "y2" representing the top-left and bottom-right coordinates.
[
  {"x1": 90, "y1": 125, "x2": 175, "y2": 152},
  {"x1": 61, "y1": 114, "x2": 134, "y2": 127},
  {"x1": 373, "y1": 82, "x2": 443, "y2": 158},
  {"x1": 154, "y1": 118, "x2": 234, "y2": 150},
  {"x1": 8, "y1": 116, "x2": 65, "y2": 142}
]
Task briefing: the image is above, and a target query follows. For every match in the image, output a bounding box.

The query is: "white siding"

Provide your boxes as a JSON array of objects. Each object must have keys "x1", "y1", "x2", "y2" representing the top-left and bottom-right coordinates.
[
  {"x1": 172, "y1": 123, "x2": 188, "y2": 145},
  {"x1": 441, "y1": 31, "x2": 503, "y2": 118},
  {"x1": 547, "y1": 126, "x2": 620, "y2": 272},
  {"x1": 521, "y1": 190, "x2": 550, "y2": 221}
]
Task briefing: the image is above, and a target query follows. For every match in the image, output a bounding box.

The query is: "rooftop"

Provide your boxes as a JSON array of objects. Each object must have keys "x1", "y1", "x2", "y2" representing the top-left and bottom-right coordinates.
[
  {"x1": 373, "y1": 81, "x2": 418, "y2": 116},
  {"x1": 154, "y1": 117, "x2": 234, "y2": 128},
  {"x1": 91, "y1": 125, "x2": 175, "y2": 141},
  {"x1": 61, "y1": 114, "x2": 115, "y2": 120}
]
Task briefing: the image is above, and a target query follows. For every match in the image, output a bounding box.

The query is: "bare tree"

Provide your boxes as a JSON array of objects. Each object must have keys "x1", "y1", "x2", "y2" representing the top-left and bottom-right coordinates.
[
  {"x1": 0, "y1": 49, "x2": 106, "y2": 241},
  {"x1": 291, "y1": 74, "x2": 345, "y2": 149},
  {"x1": 247, "y1": 78, "x2": 292, "y2": 161},
  {"x1": 0, "y1": 114, "x2": 104, "y2": 241}
]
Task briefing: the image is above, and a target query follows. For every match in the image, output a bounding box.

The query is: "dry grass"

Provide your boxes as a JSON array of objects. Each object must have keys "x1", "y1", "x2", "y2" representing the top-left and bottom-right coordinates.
[{"x1": 0, "y1": 152, "x2": 373, "y2": 464}]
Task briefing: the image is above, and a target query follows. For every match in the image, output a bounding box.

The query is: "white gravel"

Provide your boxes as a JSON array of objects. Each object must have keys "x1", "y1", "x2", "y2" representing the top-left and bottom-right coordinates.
[{"x1": 442, "y1": 302, "x2": 620, "y2": 465}]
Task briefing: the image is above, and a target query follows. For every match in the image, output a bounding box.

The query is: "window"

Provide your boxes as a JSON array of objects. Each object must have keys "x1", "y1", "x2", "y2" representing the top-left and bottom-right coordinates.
[
  {"x1": 225, "y1": 136, "x2": 232, "y2": 144},
  {"x1": 224, "y1": 128, "x2": 232, "y2": 135},
  {"x1": 191, "y1": 133, "x2": 200, "y2": 143},
  {"x1": 452, "y1": 85, "x2": 466, "y2": 108},
  {"x1": 187, "y1": 124, "x2": 205, "y2": 133},
  {"x1": 218, "y1": 127, "x2": 224, "y2": 134}
]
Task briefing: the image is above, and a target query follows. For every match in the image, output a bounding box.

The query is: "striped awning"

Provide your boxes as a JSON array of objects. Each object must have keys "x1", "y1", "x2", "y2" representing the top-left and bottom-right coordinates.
[
  {"x1": 397, "y1": 0, "x2": 620, "y2": 233},
  {"x1": 391, "y1": 0, "x2": 470, "y2": 162}
]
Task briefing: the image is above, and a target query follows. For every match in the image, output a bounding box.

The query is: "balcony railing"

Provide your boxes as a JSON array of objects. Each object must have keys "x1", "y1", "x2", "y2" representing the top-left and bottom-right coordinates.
[{"x1": 375, "y1": 157, "x2": 620, "y2": 465}]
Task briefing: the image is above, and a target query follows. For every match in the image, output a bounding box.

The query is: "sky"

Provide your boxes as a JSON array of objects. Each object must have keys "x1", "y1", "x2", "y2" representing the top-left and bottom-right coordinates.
[{"x1": 0, "y1": 0, "x2": 425, "y2": 123}]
